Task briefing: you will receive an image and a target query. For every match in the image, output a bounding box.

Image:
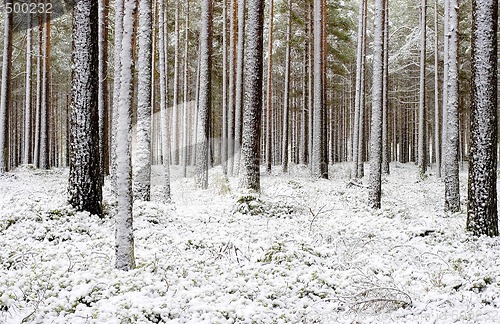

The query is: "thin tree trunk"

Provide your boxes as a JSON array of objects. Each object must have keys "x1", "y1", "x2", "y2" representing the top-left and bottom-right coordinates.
[
  {"x1": 0, "y1": 0, "x2": 13, "y2": 172},
  {"x1": 172, "y1": 0, "x2": 180, "y2": 165},
  {"x1": 444, "y1": 0, "x2": 460, "y2": 212},
  {"x1": 39, "y1": 7, "x2": 51, "y2": 169},
  {"x1": 133, "y1": 0, "x2": 153, "y2": 200},
  {"x1": 98, "y1": 0, "x2": 109, "y2": 182},
  {"x1": 196, "y1": 0, "x2": 213, "y2": 189},
  {"x1": 265, "y1": 0, "x2": 274, "y2": 174},
  {"x1": 222, "y1": 0, "x2": 228, "y2": 175},
  {"x1": 227, "y1": 0, "x2": 237, "y2": 176},
  {"x1": 381, "y1": 0, "x2": 389, "y2": 174},
  {"x1": 233, "y1": 0, "x2": 246, "y2": 176},
  {"x1": 281, "y1": 0, "x2": 291, "y2": 173},
  {"x1": 369, "y1": 0, "x2": 385, "y2": 209},
  {"x1": 434, "y1": 0, "x2": 441, "y2": 177},
  {"x1": 181, "y1": 0, "x2": 190, "y2": 177},
  {"x1": 23, "y1": 13, "x2": 32, "y2": 165},
  {"x1": 418, "y1": 0, "x2": 427, "y2": 177}
]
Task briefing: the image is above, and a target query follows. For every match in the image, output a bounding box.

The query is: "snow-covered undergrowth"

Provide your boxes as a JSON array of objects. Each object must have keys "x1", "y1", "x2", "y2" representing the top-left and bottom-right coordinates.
[{"x1": 1, "y1": 163, "x2": 499, "y2": 323}]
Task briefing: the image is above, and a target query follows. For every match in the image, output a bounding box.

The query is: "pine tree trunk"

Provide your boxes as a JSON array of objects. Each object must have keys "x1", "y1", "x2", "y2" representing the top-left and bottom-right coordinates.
[
  {"x1": 434, "y1": 0, "x2": 441, "y2": 177},
  {"x1": 115, "y1": 0, "x2": 137, "y2": 271},
  {"x1": 467, "y1": 0, "x2": 498, "y2": 236},
  {"x1": 172, "y1": 0, "x2": 180, "y2": 165},
  {"x1": 133, "y1": 0, "x2": 153, "y2": 201},
  {"x1": 0, "y1": 0, "x2": 13, "y2": 172},
  {"x1": 368, "y1": 0, "x2": 385, "y2": 209},
  {"x1": 68, "y1": 0, "x2": 102, "y2": 216},
  {"x1": 196, "y1": 0, "x2": 213, "y2": 189},
  {"x1": 227, "y1": 0, "x2": 237, "y2": 176},
  {"x1": 181, "y1": 0, "x2": 190, "y2": 177},
  {"x1": 265, "y1": 0, "x2": 274, "y2": 174},
  {"x1": 221, "y1": 0, "x2": 228, "y2": 175},
  {"x1": 34, "y1": 19, "x2": 42, "y2": 168},
  {"x1": 23, "y1": 14, "x2": 32, "y2": 165},
  {"x1": 281, "y1": 0, "x2": 291, "y2": 174},
  {"x1": 233, "y1": 0, "x2": 246, "y2": 176},
  {"x1": 381, "y1": 0, "x2": 390, "y2": 174},
  {"x1": 444, "y1": 0, "x2": 460, "y2": 212},
  {"x1": 239, "y1": 0, "x2": 263, "y2": 192},
  {"x1": 418, "y1": 0, "x2": 427, "y2": 177},
  {"x1": 98, "y1": 0, "x2": 109, "y2": 182},
  {"x1": 158, "y1": 0, "x2": 171, "y2": 201}
]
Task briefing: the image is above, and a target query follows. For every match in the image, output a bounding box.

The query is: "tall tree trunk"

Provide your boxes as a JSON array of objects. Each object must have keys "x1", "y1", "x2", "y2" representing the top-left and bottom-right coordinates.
[
  {"x1": 381, "y1": 0, "x2": 389, "y2": 174},
  {"x1": 311, "y1": 0, "x2": 327, "y2": 178},
  {"x1": 39, "y1": 7, "x2": 51, "y2": 169},
  {"x1": 222, "y1": 0, "x2": 228, "y2": 175},
  {"x1": 98, "y1": 0, "x2": 109, "y2": 182},
  {"x1": 227, "y1": 0, "x2": 237, "y2": 176},
  {"x1": 115, "y1": 0, "x2": 137, "y2": 271},
  {"x1": 444, "y1": 0, "x2": 460, "y2": 212},
  {"x1": 467, "y1": 0, "x2": 498, "y2": 236},
  {"x1": 158, "y1": 0, "x2": 171, "y2": 201},
  {"x1": 181, "y1": 0, "x2": 190, "y2": 177},
  {"x1": 239, "y1": 0, "x2": 263, "y2": 192},
  {"x1": 172, "y1": 0, "x2": 180, "y2": 165},
  {"x1": 369, "y1": 0, "x2": 385, "y2": 209},
  {"x1": 196, "y1": 0, "x2": 213, "y2": 189},
  {"x1": 434, "y1": 0, "x2": 441, "y2": 177},
  {"x1": 68, "y1": 0, "x2": 102, "y2": 216},
  {"x1": 233, "y1": 0, "x2": 246, "y2": 176},
  {"x1": 23, "y1": 13, "x2": 32, "y2": 165},
  {"x1": 134, "y1": 0, "x2": 153, "y2": 201},
  {"x1": 34, "y1": 18, "x2": 42, "y2": 168},
  {"x1": 281, "y1": 0, "x2": 291, "y2": 173},
  {"x1": 0, "y1": 0, "x2": 13, "y2": 171},
  {"x1": 441, "y1": 0, "x2": 449, "y2": 176},
  {"x1": 418, "y1": 0, "x2": 427, "y2": 177},
  {"x1": 300, "y1": 40, "x2": 307, "y2": 165},
  {"x1": 265, "y1": 0, "x2": 274, "y2": 174}
]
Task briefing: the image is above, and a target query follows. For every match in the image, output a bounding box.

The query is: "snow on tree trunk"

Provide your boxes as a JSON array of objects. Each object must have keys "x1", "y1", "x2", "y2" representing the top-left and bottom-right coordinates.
[
  {"x1": 381, "y1": 0, "x2": 390, "y2": 175},
  {"x1": 467, "y1": 0, "x2": 498, "y2": 237},
  {"x1": 98, "y1": 0, "x2": 109, "y2": 183},
  {"x1": 133, "y1": 0, "x2": 153, "y2": 201},
  {"x1": 0, "y1": 0, "x2": 12, "y2": 172},
  {"x1": 368, "y1": 0, "x2": 385, "y2": 209},
  {"x1": 239, "y1": 0, "x2": 263, "y2": 192},
  {"x1": 233, "y1": 0, "x2": 246, "y2": 176},
  {"x1": 418, "y1": 0, "x2": 427, "y2": 177},
  {"x1": 39, "y1": 7, "x2": 50, "y2": 170},
  {"x1": 441, "y1": 0, "x2": 449, "y2": 177},
  {"x1": 158, "y1": 0, "x2": 171, "y2": 201},
  {"x1": 300, "y1": 46, "x2": 307, "y2": 165},
  {"x1": 222, "y1": 0, "x2": 228, "y2": 175},
  {"x1": 311, "y1": 0, "x2": 327, "y2": 179},
  {"x1": 444, "y1": 0, "x2": 460, "y2": 212},
  {"x1": 196, "y1": 0, "x2": 213, "y2": 190},
  {"x1": 227, "y1": 0, "x2": 237, "y2": 176},
  {"x1": 265, "y1": 0, "x2": 274, "y2": 174},
  {"x1": 111, "y1": 0, "x2": 124, "y2": 193},
  {"x1": 172, "y1": 0, "x2": 180, "y2": 165},
  {"x1": 23, "y1": 14, "x2": 32, "y2": 165},
  {"x1": 281, "y1": 0, "x2": 291, "y2": 174},
  {"x1": 352, "y1": 0, "x2": 365, "y2": 178},
  {"x1": 68, "y1": 0, "x2": 102, "y2": 216},
  {"x1": 433, "y1": 0, "x2": 441, "y2": 178},
  {"x1": 181, "y1": 0, "x2": 190, "y2": 178},
  {"x1": 115, "y1": 0, "x2": 137, "y2": 271},
  {"x1": 34, "y1": 20, "x2": 42, "y2": 168}
]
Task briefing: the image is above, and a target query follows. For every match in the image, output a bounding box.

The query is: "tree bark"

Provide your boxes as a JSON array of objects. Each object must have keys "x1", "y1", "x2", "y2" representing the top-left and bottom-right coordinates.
[
  {"x1": 281, "y1": 0, "x2": 291, "y2": 174},
  {"x1": 23, "y1": 13, "x2": 32, "y2": 165},
  {"x1": 467, "y1": 0, "x2": 498, "y2": 236},
  {"x1": 418, "y1": 0, "x2": 427, "y2": 177},
  {"x1": 265, "y1": 0, "x2": 274, "y2": 174},
  {"x1": 233, "y1": 0, "x2": 246, "y2": 176}
]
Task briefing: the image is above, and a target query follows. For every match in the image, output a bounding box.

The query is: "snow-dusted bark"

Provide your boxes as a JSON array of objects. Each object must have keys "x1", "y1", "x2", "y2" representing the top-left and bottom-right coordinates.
[
  {"x1": 98, "y1": 0, "x2": 109, "y2": 183},
  {"x1": 34, "y1": 19, "x2": 43, "y2": 168},
  {"x1": 227, "y1": 0, "x2": 236, "y2": 176},
  {"x1": 0, "y1": 0, "x2": 12, "y2": 172},
  {"x1": 368, "y1": 0, "x2": 385, "y2": 209},
  {"x1": 172, "y1": 0, "x2": 180, "y2": 165},
  {"x1": 381, "y1": 0, "x2": 389, "y2": 175},
  {"x1": 352, "y1": 0, "x2": 365, "y2": 178},
  {"x1": 418, "y1": 0, "x2": 427, "y2": 177},
  {"x1": 307, "y1": 3, "x2": 313, "y2": 168},
  {"x1": 39, "y1": 9, "x2": 50, "y2": 170},
  {"x1": 133, "y1": 0, "x2": 153, "y2": 201},
  {"x1": 441, "y1": 0, "x2": 449, "y2": 176},
  {"x1": 443, "y1": 0, "x2": 460, "y2": 212},
  {"x1": 181, "y1": 0, "x2": 190, "y2": 178},
  {"x1": 195, "y1": 0, "x2": 213, "y2": 190},
  {"x1": 115, "y1": 0, "x2": 137, "y2": 271},
  {"x1": 111, "y1": 0, "x2": 124, "y2": 193},
  {"x1": 23, "y1": 15, "x2": 32, "y2": 165},
  {"x1": 265, "y1": 0, "x2": 274, "y2": 174},
  {"x1": 433, "y1": 0, "x2": 441, "y2": 178},
  {"x1": 467, "y1": 0, "x2": 498, "y2": 237},
  {"x1": 222, "y1": 0, "x2": 228, "y2": 175},
  {"x1": 158, "y1": 0, "x2": 171, "y2": 201},
  {"x1": 300, "y1": 46, "x2": 307, "y2": 165},
  {"x1": 239, "y1": 0, "x2": 263, "y2": 192},
  {"x1": 68, "y1": 0, "x2": 102, "y2": 216},
  {"x1": 311, "y1": 0, "x2": 327, "y2": 179},
  {"x1": 281, "y1": 0, "x2": 291, "y2": 174},
  {"x1": 233, "y1": 0, "x2": 246, "y2": 176}
]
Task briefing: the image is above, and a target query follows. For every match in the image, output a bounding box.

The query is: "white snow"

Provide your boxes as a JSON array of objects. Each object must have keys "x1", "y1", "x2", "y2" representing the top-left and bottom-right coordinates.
[{"x1": 1, "y1": 163, "x2": 500, "y2": 323}]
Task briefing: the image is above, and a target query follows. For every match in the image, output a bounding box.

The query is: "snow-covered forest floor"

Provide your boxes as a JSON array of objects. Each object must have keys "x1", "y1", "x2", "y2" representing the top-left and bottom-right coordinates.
[{"x1": 1, "y1": 163, "x2": 499, "y2": 323}]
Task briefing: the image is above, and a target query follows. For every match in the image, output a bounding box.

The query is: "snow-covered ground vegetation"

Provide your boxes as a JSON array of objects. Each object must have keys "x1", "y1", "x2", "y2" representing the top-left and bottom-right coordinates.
[{"x1": 1, "y1": 163, "x2": 499, "y2": 323}]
